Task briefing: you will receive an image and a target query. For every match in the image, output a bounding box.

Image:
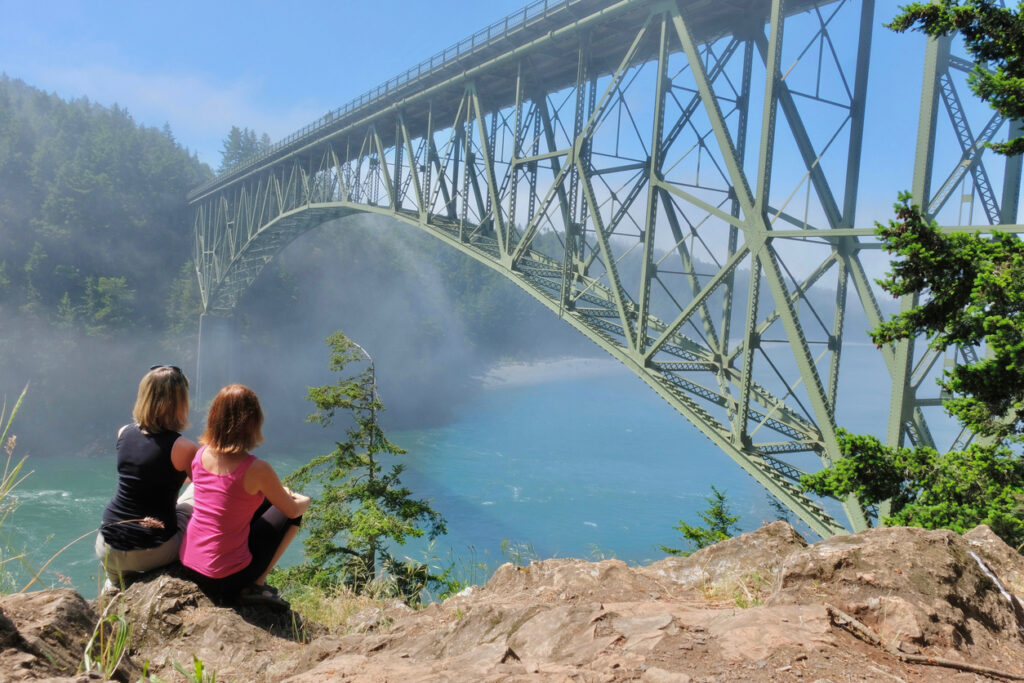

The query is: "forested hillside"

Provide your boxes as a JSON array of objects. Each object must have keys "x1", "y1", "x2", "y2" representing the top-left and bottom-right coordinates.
[
  {"x1": 0, "y1": 76, "x2": 210, "y2": 326},
  {"x1": 0, "y1": 75, "x2": 212, "y2": 453}
]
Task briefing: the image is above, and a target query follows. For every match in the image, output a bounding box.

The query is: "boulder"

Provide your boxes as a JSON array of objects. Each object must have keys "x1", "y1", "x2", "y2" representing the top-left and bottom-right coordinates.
[
  {"x1": 640, "y1": 520, "x2": 807, "y2": 603},
  {"x1": 0, "y1": 588, "x2": 98, "y2": 681},
  {"x1": 771, "y1": 525, "x2": 1024, "y2": 663},
  {"x1": 108, "y1": 572, "x2": 306, "y2": 682},
  {"x1": 964, "y1": 523, "x2": 1024, "y2": 598}
]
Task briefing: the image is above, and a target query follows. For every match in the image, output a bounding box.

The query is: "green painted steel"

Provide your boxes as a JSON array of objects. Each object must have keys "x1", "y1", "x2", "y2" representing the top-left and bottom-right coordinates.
[{"x1": 188, "y1": 0, "x2": 1024, "y2": 538}]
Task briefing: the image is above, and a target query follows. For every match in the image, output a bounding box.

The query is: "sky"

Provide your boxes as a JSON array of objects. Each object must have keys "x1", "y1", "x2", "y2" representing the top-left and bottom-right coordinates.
[
  {"x1": 0, "y1": 0, "x2": 1007, "y2": 227},
  {"x1": 0, "y1": 0, "x2": 530, "y2": 167}
]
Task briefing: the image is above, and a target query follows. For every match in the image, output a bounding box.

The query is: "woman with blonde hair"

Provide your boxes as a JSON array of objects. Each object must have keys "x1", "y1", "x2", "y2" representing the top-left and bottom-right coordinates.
[
  {"x1": 180, "y1": 384, "x2": 309, "y2": 607},
  {"x1": 96, "y1": 364, "x2": 198, "y2": 585}
]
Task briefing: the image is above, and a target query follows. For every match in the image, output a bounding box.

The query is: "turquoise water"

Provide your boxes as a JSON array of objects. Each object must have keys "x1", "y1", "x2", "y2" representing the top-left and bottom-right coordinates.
[
  {"x1": 391, "y1": 362, "x2": 775, "y2": 569},
  {"x1": 3, "y1": 352, "x2": 935, "y2": 597}
]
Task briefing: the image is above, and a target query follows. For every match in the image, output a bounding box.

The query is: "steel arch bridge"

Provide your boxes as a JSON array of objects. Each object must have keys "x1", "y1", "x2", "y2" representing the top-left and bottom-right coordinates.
[{"x1": 188, "y1": 0, "x2": 1024, "y2": 538}]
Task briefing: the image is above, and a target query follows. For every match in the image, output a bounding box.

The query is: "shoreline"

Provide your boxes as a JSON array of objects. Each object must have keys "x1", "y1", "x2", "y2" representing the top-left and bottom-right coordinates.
[{"x1": 475, "y1": 356, "x2": 622, "y2": 389}]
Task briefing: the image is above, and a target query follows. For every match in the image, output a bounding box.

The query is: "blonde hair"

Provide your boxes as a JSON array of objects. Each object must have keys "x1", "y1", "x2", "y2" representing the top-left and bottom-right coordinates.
[
  {"x1": 133, "y1": 366, "x2": 189, "y2": 433},
  {"x1": 200, "y1": 384, "x2": 264, "y2": 455}
]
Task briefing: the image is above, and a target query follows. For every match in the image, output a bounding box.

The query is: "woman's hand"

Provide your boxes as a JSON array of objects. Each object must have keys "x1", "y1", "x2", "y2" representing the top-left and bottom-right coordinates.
[{"x1": 290, "y1": 491, "x2": 311, "y2": 515}]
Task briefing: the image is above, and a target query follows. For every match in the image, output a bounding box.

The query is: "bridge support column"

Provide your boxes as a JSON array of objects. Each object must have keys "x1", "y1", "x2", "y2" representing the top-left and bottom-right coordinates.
[{"x1": 195, "y1": 312, "x2": 236, "y2": 416}]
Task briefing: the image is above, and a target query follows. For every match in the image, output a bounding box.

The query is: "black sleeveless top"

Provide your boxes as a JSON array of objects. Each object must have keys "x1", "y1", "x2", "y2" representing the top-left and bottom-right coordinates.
[{"x1": 101, "y1": 424, "x2": 187, "y2": 551}]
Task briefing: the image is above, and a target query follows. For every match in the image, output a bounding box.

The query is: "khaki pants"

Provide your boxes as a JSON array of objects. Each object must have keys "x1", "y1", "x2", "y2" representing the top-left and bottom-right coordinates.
[{"x1": 95, "y1": 485, "x2": 194, "y2": 585}]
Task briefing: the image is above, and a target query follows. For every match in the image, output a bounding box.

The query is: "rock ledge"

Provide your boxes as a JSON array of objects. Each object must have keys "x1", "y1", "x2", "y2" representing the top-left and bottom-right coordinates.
[{"x1": 3, "y1": 523, "x2": 1023, "y2": 681}]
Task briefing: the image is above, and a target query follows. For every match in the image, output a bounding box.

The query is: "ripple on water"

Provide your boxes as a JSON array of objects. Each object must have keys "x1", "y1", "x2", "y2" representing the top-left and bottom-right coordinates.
[{"x1": 13, "y1": 489, "x2": 72, "y2": 500}]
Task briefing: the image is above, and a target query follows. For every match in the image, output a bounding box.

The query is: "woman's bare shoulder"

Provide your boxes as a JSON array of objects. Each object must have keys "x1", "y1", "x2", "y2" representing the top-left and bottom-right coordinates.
[
  {"x1": 246, "y1": 456, "x2": 276, "y2": 479},
  {"x1": 173, "y1": 435, "x2": 199, "y2": 450}
]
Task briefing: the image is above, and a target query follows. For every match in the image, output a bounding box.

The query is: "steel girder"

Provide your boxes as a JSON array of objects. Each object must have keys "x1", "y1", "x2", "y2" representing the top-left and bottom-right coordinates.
[{"x1": 190, "y1": 0, "x2": 1024, "y2": 538}]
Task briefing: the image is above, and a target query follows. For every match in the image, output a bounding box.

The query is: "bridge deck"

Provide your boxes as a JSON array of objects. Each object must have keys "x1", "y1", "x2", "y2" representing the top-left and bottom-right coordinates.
[{"x1": 189, "y1": 0, "x2": 833, "y2": 203}]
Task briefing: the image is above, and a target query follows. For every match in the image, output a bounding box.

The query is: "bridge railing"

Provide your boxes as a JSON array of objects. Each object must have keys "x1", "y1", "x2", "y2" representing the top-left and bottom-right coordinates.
[{"x1": 189, "y1": 0, "x2": 593, "y2": 200}]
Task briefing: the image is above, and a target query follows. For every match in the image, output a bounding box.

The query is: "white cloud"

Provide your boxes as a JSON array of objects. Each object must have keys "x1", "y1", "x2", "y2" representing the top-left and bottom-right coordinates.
[{"x1": 28, "y1": 63, "x2": 325, "y2": 167}]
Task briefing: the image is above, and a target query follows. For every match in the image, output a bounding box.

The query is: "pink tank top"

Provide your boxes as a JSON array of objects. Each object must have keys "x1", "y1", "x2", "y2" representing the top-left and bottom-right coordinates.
[{"x1": 180, "y1": 447, "x2": 263, "y2": 578}]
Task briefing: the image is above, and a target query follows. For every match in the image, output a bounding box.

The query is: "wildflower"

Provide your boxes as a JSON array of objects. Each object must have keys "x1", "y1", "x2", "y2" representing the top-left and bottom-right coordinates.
[{"x1": 4, "y1": 435, "x2": 14, "y2": 456}]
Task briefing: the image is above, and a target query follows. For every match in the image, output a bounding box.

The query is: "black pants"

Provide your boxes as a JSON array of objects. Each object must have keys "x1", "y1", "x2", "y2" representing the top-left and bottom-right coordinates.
[{"x1": 183, "y1": 499, "x2": 301, "y2": 600}]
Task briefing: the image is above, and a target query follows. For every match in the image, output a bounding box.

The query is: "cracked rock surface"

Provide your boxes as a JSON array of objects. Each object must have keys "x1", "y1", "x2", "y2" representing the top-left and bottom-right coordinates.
[{"x1": 3, "y1": 522, "x2": 1024, "y2": 681}]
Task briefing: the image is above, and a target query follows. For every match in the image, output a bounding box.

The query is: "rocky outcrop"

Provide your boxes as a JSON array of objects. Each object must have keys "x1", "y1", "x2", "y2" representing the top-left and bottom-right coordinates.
[
  {"x1": 107, "y1": 572, "x2": 308, "y2": 680},
  {"x1": 0, "y1": 589, "x2": 100, "y2": 681},
  {"x1": 2, "y1": 523, "x2": 1024, "y2": 681},
  {"x1": 771, "y1": 525, "x2": 1024, "y2": 664},
  {"x1": 641, "y1": 519, "x2": 808, "y2": 603}
]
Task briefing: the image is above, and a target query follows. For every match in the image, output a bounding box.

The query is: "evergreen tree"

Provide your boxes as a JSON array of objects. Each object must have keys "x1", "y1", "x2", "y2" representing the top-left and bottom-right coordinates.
[
  {"x1": 802, "y1": 431, "x2": 1024, "y2": 549},
  {"x1": 803, "y1": 1, "x2": 1024, "y2": 549},
  {"x1": 218, "y1": 125, "x2": 246, "y2": 173},
  {"x1": 871, "y1": 194, "x2": 1024, "y2": 441},
  {"x1": 887, "y1": 0, "x2": 1024, "y2": 155},
  {"x1": 218, "y1": 125, "x2": 267, "y2": 173},
  {"x1": 660, "y1": 486, "x2": 740, "y2": 556},
  {"x1": 281, "y1": 332, "x2": 447, "y2": 601}
]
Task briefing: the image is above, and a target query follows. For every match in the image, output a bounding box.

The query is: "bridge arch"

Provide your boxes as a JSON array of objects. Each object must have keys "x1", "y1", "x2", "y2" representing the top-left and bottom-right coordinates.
[{"x1": 189, "y1": 0, "x2": 1024, "y2": 538}]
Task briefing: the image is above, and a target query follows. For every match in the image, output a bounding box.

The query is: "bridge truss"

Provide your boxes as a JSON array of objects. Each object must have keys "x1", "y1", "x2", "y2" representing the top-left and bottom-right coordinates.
[{"x1": 189, "y1": 0, "x2": 1024, "y2": 538}]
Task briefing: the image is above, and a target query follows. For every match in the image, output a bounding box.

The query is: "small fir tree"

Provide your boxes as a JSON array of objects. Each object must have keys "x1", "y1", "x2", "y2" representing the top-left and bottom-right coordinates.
[
  {"x1": 799, "y1": 197, "x2": 1024, "y2": 548},
  {"x1": 282, "y1": 332, "x2": 447, "y2": 601},
  {"x1": 660, "y1": 486, "x2": 740, "y2": 556},
  {"x1": 869, "y1": 193, "x2": 1024, "y2": 441}
]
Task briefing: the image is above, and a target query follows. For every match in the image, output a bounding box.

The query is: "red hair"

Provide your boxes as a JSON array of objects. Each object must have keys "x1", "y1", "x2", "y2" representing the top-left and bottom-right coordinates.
[{"x1": 201, "y1": 384, "x2": 264, "y2": 455}]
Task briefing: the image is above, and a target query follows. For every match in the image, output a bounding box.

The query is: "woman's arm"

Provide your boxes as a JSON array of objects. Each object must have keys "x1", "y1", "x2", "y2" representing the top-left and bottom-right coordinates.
[
  {"x1": 245, "y1": 459, "x2": 310, "y2": 519},
  {"x1": 170, "y1": 436, "x2": 199, "y2": 473}
]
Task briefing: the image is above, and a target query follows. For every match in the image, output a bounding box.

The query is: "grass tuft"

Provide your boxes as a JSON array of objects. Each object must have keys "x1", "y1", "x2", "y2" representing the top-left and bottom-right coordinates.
[
  {"x1": 281, "y1": 582, "x2": 396, "y2": 633},
  {"x1": 0, "y1": 384, "x2": 31, "y2": 593}
]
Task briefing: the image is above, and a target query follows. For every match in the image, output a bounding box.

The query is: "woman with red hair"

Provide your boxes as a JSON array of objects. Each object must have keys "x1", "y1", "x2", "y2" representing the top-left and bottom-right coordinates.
[{"x1": 180, "y1": 384, "x2": 309, "y2": 606}]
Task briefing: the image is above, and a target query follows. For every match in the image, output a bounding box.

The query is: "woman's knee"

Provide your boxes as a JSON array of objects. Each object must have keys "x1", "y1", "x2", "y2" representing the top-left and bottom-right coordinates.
[{"x1": 259, "y1": 505, "x2": 289, "y2": 529}]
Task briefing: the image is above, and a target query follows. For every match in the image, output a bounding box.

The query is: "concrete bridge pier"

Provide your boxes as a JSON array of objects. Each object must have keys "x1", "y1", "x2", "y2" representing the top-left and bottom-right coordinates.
[{"x1": 195, "y1": 312, "x2": 236, "y2": 417}]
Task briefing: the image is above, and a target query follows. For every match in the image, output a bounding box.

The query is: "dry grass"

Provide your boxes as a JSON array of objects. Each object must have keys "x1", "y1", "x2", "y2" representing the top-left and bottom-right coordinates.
[
  {"x1": 281, "y1": 583, "x2": 398, "y2": 634},
  {"x1": 698, "y1": 569, "x2": 773, "y2": 608},
  {"x1": 0, "y1": 385, "x2": 31, "y2": 592}
]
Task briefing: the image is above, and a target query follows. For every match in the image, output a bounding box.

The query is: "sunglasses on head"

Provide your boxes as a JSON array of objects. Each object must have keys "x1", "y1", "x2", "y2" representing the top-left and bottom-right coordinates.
[{"x1": 150, "y1": 364, "x2": 189, "y2": 387}]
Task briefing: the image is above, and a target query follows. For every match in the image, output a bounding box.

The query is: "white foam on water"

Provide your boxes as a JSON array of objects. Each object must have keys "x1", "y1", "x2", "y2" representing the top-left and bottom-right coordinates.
[
  {"x1": 13, "y1": 489, "x2": 72, "y2": 500},
  {"x1": 476, "y1": 357, "x2": 621, "y2": 389}
]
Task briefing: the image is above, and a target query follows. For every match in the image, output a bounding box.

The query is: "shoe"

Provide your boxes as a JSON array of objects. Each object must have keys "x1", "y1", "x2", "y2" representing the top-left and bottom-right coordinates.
[{"x1": 238, "y1": 583, "x2": 289, "y2": 609}]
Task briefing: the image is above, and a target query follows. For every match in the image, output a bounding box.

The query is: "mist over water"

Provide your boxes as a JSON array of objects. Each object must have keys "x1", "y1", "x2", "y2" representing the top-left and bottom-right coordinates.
[
  {"x1": 3, "y1": 358, "x2": 788, "y2": 597},
  {"x1": 0, "y1": 212, "x2": 610, "y2": 593},
  {"x1": 229, "y1": 213, "x2": 595, "y2": 437}
]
